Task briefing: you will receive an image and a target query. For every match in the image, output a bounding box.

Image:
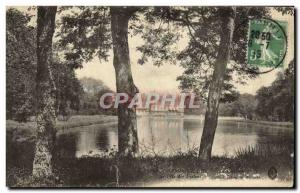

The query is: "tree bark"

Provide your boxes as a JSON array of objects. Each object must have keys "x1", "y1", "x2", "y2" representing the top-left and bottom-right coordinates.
[
  {"x1": 32, "y1": 6, "x2": 57, "y2": 178},
  {"x1": 199, "y1": 7, "x2": 236, "y2": 160},
  {"x1": 111, "y1": 7, "x2": 139, "y2": 157}
]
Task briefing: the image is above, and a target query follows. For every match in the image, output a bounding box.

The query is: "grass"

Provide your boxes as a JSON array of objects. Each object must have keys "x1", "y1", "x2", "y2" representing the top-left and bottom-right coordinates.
[
  {"x1": 180, "y1": 115, "x2": 293, "y2": 128},
  {"x1": 226, "y1": 119, "x2": 294, "y2": 128},
  {"x1": 6, "y1": 115, "x2": 117, "y2": 142},
  {"x1": 7, "y1": 137, "x2": 294, "y2": 187},
  {"x1": 7, "y1": 115, "x2": 117, "y2": 130}
]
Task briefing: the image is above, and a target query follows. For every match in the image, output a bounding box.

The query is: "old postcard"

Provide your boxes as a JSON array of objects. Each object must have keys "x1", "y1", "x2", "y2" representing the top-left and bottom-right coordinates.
[{"x1": 6, "y1": 6, "x2": 295, "y2": 188}]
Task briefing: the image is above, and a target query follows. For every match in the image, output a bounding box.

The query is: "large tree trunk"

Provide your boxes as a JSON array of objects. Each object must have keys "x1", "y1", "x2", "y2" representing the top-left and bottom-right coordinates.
[
  {"x1": 199, "y1": 7, "x2": 236, "y2": 160},
  {"x1": 32, "y1": 6, "x2": 57, "y2": 178},
  {"x1": 111, "y1": 7, "x2": 139, "y2": 157}
]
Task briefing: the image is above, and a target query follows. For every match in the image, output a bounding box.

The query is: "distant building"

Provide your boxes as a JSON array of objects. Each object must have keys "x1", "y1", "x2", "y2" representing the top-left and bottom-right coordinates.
[{"x1": 136, "y1": 92, "x2": 185, "y2": 116}]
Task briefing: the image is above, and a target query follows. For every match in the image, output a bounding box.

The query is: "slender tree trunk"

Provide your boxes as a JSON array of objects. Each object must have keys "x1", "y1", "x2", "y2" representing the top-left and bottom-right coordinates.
[
  {"x1": 111, "y1": 7, "x2": 139, "y2": 157},
  {"x1": 32, "y1": 6, "x2": 57, "y2": 178},
  {"x1": 199, "y1": 7, "x2": 236, "y2": 160}
]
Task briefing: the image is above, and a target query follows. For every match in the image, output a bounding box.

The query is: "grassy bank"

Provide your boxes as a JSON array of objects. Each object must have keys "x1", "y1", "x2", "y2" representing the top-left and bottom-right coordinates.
[
  {"x1": 7, "y1": 144, "x2": 294, "y2": 187},
  {"x1": 185, "y1": 115, "x2": 293, "y2": 128},
  {"x1": 6, "y1": 115, "x2": 117, "y2": 142},
  {"x1": 226, "y1": 119, "x2": 294, "y2": 128},
  {"x1": 7, "y1": 115, "x2": 117, "y2": 130}
]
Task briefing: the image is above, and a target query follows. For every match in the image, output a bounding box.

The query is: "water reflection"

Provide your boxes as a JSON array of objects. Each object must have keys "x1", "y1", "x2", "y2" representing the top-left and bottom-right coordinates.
[
  {"x1": 96, "y1": 130, "x2": 109, "y2": 151},
  {"x1": 56, "y1": 133, "x2": 77, "y2": 159},
  {"x1": 57, "y1": 116, "x2": 293, "y2": 158},
  {"x1": 138, "y1": 116, "x2": 186, "y2": 156}
]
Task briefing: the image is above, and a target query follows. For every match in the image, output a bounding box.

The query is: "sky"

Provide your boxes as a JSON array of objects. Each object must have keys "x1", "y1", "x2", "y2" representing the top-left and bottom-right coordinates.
[
  {"x1": 74, "y1": 8, "x2": 294, "y2": 94},
  {"x1": 11, "y1": 6, "x2": 294, "y2": 95}
]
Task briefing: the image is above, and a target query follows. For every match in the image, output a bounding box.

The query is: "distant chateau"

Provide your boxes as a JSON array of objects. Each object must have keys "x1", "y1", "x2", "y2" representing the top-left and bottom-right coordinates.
[{"x1": 136, "y1": 93, "x2": 185, "y2": 116}]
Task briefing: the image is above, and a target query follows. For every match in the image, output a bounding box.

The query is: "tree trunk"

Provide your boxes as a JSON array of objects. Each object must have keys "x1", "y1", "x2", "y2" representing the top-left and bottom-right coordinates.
[
  {"x1": 199, "y1": 7, "x2": 236, "y2": 160},
  {"x1": 32, "y1": 6, "x2": 57, "y2": 178},
  {"x1": 111, "y1": 7, "x2": 139, "y2": 157}
]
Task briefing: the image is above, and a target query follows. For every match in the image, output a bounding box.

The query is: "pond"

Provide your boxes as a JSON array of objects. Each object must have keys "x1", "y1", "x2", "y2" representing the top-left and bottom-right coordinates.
[{"x1": 57, "y1": 115, "x2": 294, "y2": 158}]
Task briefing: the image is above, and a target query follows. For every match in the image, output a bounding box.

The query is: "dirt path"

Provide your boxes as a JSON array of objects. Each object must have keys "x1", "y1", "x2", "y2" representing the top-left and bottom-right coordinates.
[{"x1": 141, "y1": 178, "x2": 293, "y2": 187}]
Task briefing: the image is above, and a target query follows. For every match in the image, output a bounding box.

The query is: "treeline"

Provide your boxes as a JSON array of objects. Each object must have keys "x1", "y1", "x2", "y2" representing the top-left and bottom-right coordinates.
[
  {"x1": 79, "y1": 77, "x2": 116, "y2": 116},
  {"x1": 219, "y1": 60, "x2": 294, "y2": 122},
  {"x1": 6, "y1": 9, "x2": 113, "y2": 122}
]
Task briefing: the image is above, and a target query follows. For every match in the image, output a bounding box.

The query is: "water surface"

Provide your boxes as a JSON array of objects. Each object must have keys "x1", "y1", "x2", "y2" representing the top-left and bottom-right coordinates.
[{"x1": 57, "y1": 115, "x2": 293, "y2": 158}]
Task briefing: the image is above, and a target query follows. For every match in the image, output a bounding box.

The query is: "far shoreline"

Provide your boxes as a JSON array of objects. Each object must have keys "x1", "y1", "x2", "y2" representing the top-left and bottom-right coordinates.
[
  {"x1": 7, "y1": 114, "x2": 294, "y2": 132},
  {"x1": 6, "y1": 115, "x2": 293, "y2": 145}
]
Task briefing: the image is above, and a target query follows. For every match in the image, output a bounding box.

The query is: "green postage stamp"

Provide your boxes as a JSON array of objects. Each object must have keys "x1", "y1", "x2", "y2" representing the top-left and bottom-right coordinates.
[{"x1": 247, "y1": 18, "x2": 287, "y2": 68}]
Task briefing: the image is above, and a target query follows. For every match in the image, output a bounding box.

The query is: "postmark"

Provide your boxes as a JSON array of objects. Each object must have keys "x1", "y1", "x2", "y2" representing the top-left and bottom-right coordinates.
[{"x1": 246, "y1": 18, "x2": 288, "y2": 73}]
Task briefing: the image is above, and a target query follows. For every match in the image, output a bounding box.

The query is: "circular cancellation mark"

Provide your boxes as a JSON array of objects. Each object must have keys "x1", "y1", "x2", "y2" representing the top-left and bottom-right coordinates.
[{"x1": 234, "y1": 17, "x2": 288, "y2": 74}]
